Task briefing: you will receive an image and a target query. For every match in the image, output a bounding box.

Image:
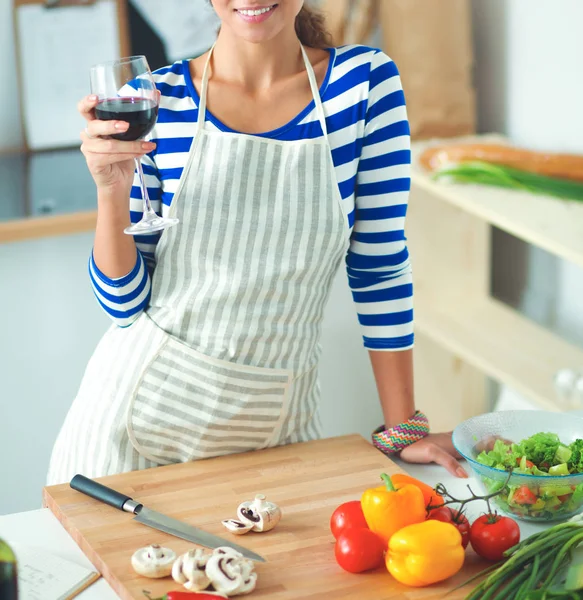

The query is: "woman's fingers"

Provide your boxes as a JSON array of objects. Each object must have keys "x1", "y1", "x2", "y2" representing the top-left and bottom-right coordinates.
[
  {"x1": 429, "y1": 446, "x2": 468, "y2": 478},
  {"x1": 399, "y1": 433, "x2": 469, "y2": 478},
  {"x1": 78, "y1": 95, "x2": 100, "y2": 122},
  {"x1": 80, "y1": 131, "x2": 156, "y2": 155},
  {"x1": 85, "y1": 119, "x2": 130, "y2": 139}
]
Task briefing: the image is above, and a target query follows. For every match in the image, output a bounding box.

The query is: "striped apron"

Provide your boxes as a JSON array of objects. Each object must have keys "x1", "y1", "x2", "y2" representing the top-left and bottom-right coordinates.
[{"x1": 47, "y1": 46, "x2": 348, "y2": 485}]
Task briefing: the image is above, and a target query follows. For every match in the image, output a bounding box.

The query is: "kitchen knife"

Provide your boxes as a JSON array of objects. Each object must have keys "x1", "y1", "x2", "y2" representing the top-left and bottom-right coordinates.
[{"x1": 70, "y1": 474, "x2": 265, "y2": 563}]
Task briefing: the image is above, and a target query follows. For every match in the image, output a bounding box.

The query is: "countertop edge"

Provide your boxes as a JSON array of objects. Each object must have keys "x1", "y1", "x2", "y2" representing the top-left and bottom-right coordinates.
[{"x1": 0, "y1": 211, "x2": 97, "y2": 244}]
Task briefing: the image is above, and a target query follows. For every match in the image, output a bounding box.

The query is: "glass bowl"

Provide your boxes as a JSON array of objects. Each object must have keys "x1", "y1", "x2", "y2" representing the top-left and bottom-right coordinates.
[{"x1": 453, "y1": 410, "x2": 583, "y2": 522}]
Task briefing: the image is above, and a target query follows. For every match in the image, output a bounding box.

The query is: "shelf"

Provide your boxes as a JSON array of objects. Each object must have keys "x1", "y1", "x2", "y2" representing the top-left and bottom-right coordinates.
[
  {"x1": 415, "y1": 296, "x2": 583, "y2": 411},
  {"x1": 0, "y1": 211, "x2": 97, "y2": 244},
  {"x1": 411, "y1": 136, "x2": 583, "y2": 268}
]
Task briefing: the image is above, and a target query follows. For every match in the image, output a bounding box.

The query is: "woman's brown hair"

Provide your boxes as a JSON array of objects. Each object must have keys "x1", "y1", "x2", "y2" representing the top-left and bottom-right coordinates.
[{"x1": 295, "y1": 5, "x2": 334, "y2": 49}]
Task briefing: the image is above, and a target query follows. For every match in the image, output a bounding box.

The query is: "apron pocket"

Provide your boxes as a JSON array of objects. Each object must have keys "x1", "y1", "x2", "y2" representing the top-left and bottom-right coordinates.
[{"x1": 126, "y1": 319, "x2": 292, "y2": 464}]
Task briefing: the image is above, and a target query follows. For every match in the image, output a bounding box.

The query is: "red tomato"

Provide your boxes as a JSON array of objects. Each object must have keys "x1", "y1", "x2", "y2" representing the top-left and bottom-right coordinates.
[
  {"x1": 558, "y1": 493, "x2": 573, "y2": 502},
  {"x1": 516, "y1": 457, "x2": 535, "y2": 468},
  {"x1": 334, "y1": 528, "x2": 386, "y2": 573},
  {"x1": 330, "y1": 501, "x2": 369, "y2": 540},
  {"x1": 470, "y1": 514, "x2": 520, "y2": 561},
  {"x1": 513, "y1": 485, "x2": 537, "y2": 505},
  {"x1": 427, "y1": 507, "x2": 471, "y2": 549}
]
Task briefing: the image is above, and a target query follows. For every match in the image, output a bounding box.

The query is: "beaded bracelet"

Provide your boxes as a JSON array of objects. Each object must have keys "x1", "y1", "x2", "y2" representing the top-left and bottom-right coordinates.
[{"x1": 372, "y1": 410, "x2": 430, "y2": 455}]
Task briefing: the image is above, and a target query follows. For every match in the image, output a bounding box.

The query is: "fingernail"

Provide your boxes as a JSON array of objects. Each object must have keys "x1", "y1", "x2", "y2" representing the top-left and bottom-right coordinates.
[
  {"x1": 114, "y1": 122, "x2": 129, "y2": 130},
  {"x1": 457, "y1": 467, "x2": 469, "y2": 478},
  {"x1": 142, "y1": 142, "x2": 156, "y2": 150},
  {"x1": 89, "y1": 95, "x2": 98, "y2": 102}
]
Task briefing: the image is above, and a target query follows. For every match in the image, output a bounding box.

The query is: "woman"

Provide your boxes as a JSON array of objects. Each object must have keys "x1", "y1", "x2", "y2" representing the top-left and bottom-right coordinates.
[{"x1": 47, "y1": 1, "x2": 466, "y2": 484}]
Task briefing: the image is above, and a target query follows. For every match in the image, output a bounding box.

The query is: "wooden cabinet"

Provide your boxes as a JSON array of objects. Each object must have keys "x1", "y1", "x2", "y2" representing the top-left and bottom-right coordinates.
[{"x1": 408, "y1": 137, "x2": 583, "y2": 430}]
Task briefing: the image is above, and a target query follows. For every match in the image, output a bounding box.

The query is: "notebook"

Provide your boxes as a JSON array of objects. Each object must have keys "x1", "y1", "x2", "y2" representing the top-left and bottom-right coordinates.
[{"x1": 12, "y1": 544, "x2": 100, "y2": 600}]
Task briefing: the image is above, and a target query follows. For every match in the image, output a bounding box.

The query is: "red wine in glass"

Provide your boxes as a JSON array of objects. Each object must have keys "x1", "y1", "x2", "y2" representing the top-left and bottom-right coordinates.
[
  {"x1": 95, "y1": 97, "x2": 158, "y2": 142},
  {"x1": 90, "y1": 55, "x2": 178, "y2": 234}
]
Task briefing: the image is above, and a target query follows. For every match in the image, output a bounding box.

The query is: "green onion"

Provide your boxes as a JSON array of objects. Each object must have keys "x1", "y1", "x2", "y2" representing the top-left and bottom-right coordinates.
[
  {"x1": 454, "y1": 514, "x2": 583, "y2": 599},
  {"x1": 565, "y1": 544, "x2": 583, "y2": 591},
  {"x1": 432, "y1": 161, "x2": 583, "y2": 202}
]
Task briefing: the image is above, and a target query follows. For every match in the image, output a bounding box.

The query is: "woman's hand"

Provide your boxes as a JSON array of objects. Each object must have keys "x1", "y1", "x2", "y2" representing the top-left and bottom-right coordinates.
[
  {"x1": 79, "y1": 95, "x2": 156, "y2": 195},
  {"x1": 399, "y1": 432, "x2": 469, "y2": 478}
]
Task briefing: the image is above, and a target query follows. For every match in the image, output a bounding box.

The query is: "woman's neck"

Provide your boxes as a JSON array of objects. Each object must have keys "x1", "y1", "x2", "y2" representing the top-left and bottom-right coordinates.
[{"x1": 211, "y1": 28, "x2": 304, "y2": 93}]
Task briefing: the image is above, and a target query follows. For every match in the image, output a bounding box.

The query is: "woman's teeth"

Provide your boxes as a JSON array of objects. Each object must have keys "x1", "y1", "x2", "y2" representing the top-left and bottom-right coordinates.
[{"x1": 237, "y1": 6, "x2": 275, "y2": 16}]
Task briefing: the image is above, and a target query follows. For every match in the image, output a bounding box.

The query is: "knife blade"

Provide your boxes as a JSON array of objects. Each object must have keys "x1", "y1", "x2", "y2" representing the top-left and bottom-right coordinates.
[{"x1": 70, "y1": 474, "x2": 266, "y2": 563}]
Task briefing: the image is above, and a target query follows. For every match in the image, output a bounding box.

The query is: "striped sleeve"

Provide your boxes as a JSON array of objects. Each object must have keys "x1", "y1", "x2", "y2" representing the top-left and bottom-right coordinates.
[
  {"x1": 347, "y1": 51, "x2": 414, "y2": 351},
  {"x1": 88, "y1": 152, "x2": 161, "y2": 327}
]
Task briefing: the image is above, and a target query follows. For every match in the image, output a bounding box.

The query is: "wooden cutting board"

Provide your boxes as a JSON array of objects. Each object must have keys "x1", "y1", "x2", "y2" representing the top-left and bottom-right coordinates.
[{"x1": 43, "y1": 435, "x2": 485, "y2": 599}]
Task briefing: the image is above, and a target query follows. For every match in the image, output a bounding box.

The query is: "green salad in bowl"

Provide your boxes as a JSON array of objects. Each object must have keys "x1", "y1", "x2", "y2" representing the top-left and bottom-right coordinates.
[{"x1": 453, "y1": 411, "x2": 583, "y2": 522}]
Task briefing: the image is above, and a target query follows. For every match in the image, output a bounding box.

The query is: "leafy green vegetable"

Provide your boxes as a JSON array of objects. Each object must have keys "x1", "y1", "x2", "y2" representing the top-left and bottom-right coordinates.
[
  {"x1": 520, "y1": 432, "x2": 561, "y2": 468},
  {"x1": 477, "y1": 433, "x2": 583, "y2": 474},
  {"x1": 475, "y1": 433, "x2": 583, "y2": 521},
  {"x1": 433, "y1": 160, "x2": 583, "y2": 202},
  {"x1": 569, "y1": 439, "x2": 583, "y2": 472}
]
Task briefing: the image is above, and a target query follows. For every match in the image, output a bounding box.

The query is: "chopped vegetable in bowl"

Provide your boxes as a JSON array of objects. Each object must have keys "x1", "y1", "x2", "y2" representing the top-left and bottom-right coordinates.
[
  {"x1": 475, "y1": 434, "x2": 583, "y2": 521},
  {"x1": 476, "y1": 434, "x2": 583, "y2": 475},
  {"x1": 452, "y1": 412, "x2": 583, "y2": 523}
]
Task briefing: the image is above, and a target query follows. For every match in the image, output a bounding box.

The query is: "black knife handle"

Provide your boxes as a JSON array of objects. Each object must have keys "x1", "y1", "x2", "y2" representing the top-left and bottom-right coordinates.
[{"x1": 70, "y1": 474, "x2": 142, "y2": 513}]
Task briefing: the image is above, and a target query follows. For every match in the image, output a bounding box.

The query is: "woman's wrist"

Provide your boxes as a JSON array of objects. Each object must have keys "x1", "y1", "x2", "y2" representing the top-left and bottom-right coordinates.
[{"x1": 372, "y1": 410, "x2": 430, "y2": 456}]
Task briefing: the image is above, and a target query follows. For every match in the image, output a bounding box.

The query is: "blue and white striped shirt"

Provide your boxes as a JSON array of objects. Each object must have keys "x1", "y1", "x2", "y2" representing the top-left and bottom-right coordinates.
[{"x1": 89, "y1": 44, "x2": 414, "y2": 350}]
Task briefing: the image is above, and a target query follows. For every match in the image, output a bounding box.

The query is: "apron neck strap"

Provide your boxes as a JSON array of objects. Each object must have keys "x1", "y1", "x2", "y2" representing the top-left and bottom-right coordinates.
[
  {"x1": 197, "y1": 44, "x2": 215, "y2": 129},
  {"x1": 197, "y1": 44, "x2": 328, "y2": 137}
]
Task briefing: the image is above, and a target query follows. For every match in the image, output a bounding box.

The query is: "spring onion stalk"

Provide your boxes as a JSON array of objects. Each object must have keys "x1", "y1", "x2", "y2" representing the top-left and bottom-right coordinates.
[
  {"x1": 432, "y1": 161, "x2": 583, "y2": 202},
  {"x1": 565, "y1": 544, "x2": 583, "y2": 591},
  {"x1": 455, "y1": 513, "x2": 583, "y2": 599}
]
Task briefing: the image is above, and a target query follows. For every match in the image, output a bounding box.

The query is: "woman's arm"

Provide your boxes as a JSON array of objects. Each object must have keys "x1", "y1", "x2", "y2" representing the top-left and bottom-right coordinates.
[
  {"x1": 370, "y1": 349, "x2": 466, "y2": 477},
  {"x1": 369, "y1": 349, "x2": 414, "y2": 429},
  {"x1": 79, "y1": 94, "x2": 161, "y2": 326},
  {"x1": 349, "y1": 51, "x2": 466, "y2": 476},
  {"x1": 89, "y1": 153, "x2": 162, "y2": 327}
]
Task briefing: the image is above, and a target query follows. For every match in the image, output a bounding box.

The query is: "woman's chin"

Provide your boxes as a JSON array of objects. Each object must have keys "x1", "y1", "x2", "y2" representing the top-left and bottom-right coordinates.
[{"x1": 224, "y1": 20, "x2": 285, "y2": 44}]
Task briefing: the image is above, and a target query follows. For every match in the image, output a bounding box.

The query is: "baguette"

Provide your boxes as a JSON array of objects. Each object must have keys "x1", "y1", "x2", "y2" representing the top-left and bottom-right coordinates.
[{"x1": 419, "y1": 143, "x2": 583, "y2": 183}]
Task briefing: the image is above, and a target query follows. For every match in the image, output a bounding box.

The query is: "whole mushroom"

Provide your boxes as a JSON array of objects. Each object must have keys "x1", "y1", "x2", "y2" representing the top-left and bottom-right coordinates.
[
  {"x1": 131, "y1": 544, "x2": 176, "y2": 579},
  {"x1": 172, "y1": 548, "x2": 212, "y2": 591},
  {"x1": 237, "y1": 494, "x2": 282, "y2": 533}
]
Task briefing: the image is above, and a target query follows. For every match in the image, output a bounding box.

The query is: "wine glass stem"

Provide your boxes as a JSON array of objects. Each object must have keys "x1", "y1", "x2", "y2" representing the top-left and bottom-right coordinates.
[{"x1": 134, "y1": 157, "x2": 157, "y2": 218}]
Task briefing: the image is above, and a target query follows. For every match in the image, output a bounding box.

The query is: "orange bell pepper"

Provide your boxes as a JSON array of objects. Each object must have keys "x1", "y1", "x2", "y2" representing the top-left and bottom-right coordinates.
[
  {"x1": 387, "y1": 520, "x2": 465, "y2": 587},
  {"x1": 391, "y1": 473, "x2": 444, "y2": 513},
  {"x1": 361, "y1": 474, "x2": 426, "y2": 544}
]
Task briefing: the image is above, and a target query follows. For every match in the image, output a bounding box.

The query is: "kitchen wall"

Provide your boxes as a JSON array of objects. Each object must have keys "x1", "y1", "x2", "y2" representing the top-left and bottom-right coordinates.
[
  {"x1": 473, "y1": 0, "x2": 583, "y2": 411},
  {"x1": 2, "y1": 0, "x2": 583, "y2": 514}
]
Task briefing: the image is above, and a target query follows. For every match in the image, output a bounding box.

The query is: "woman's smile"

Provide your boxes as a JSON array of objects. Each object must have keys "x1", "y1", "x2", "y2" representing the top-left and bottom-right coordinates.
[{"x1": 234, "y1": 3, "x2": 279, "y2": 23}]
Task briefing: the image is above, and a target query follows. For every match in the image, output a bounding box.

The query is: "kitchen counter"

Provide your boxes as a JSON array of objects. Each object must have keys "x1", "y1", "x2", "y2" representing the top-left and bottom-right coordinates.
[{"x1": 0, "y1": 460, "x2": 547, "y2": 600}]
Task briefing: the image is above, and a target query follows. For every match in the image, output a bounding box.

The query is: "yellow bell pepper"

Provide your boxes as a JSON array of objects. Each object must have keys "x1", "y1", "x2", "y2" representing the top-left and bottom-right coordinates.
[
  {"x1": 361, "y1": 473, "x2": 426, "y2": 543},
  {"x1": 387, "y1": 520, "x2": 465, "y2": 587}
]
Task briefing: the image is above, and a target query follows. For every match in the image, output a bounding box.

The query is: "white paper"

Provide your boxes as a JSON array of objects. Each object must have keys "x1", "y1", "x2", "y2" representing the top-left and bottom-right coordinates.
[
  {"x1": 130, "y1": 0, "x2": 219, "y2": 61},
  {"x1": 16, "y1": 2, "x2": 121, "y2": 150},
  {"x1": 11, "y1": 544, "x2": 98, "y2": 600}
]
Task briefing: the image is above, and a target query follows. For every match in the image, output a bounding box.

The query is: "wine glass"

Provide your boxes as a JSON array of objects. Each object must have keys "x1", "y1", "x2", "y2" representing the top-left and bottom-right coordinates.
[{"x1": 90, "y1": 56, "x2": 179, "y2": 235}]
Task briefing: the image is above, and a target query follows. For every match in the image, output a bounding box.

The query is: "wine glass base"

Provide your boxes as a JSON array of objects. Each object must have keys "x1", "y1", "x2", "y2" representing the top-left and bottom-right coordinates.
[{"x1": 124, "y1": 216, "x2": 179, "y2": 235}]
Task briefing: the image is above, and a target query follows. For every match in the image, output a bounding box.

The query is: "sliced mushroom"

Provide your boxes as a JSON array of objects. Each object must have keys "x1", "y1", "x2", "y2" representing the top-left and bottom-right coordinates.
[
  {"x1": 233, "y1": 558, "x2": 258, "y2": 595},
  {"x1": 222, "y1": 519, "x2": 254, "y2": 536},
  {"x1": 237, "y1": 494, "x2": 282, "y2": 533},
  {"x1": 172, "y1": 548, "x2": 212, "y2": 592},
  {"x1": 131, "y1": 544, "x2": 176, "y2": 579},
  {"x1": 205, "y1": 548, "x2": 258, "y2": 596}
]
